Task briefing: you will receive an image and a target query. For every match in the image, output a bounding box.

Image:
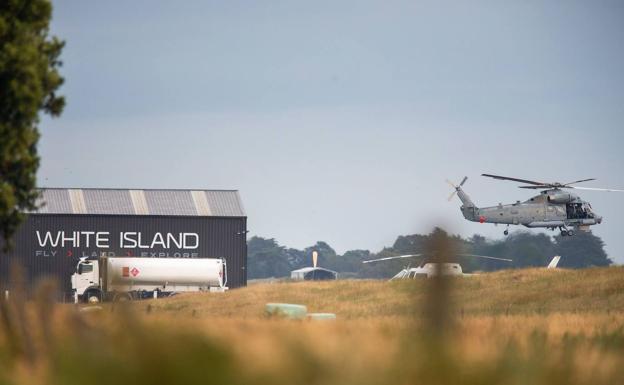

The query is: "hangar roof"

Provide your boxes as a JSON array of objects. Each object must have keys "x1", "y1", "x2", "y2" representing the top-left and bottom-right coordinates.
[
  {"x1": 31, "y1": 188, "x2": 246, "y2": 217},
  {"x1": 291, "y1": 267, "x2": 338, "y2": 274},
  {"x1": 290, "y1": 266, "x2": 338, "y2": 281}
]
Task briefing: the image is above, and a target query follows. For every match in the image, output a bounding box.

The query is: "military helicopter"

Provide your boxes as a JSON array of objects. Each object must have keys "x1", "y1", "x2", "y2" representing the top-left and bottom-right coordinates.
[{"x1": 448, "y1": 174, "x2": 624, "y2": 237}]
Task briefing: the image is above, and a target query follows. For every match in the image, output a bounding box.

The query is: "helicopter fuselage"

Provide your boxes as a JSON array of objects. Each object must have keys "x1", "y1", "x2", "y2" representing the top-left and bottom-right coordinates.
[{"x1": 460, "y1": 189, "x2": 602, "y2": 232}]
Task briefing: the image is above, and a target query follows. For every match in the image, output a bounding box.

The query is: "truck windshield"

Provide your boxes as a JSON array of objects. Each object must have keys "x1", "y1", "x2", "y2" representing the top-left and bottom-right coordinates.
[{"x1": 78, "y1": 264, "x2": 93, "y2": 274}]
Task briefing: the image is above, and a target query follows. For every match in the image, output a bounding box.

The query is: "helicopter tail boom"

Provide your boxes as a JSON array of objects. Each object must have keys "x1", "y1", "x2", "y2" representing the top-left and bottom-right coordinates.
[
  {"x1": 457, "y1": 187, "x2": 476, "y2": 208},
  {"x1": 447, "y1": 177, "x2": 480, "y2": 221}
]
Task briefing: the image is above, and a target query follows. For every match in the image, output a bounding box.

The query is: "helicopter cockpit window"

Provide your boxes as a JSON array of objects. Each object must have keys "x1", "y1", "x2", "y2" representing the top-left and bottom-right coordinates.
[
  {"x1": 566, "y1": 203, "x2": 591, "y2": 219},
  {"x1": 583, "y1": 204, "x2": 595, "y2": 218}
]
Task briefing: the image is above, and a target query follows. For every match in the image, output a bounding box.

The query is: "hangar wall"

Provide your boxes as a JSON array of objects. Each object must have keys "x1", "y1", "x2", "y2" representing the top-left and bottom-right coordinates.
[{"x1": 0, "y1": 188, "x2": 247, "y2": 300}]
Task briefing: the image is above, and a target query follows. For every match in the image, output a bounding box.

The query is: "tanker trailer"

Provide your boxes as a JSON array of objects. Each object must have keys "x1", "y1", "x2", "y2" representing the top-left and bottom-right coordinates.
[{"x1": 71, "y1": 256, "x2": 227, "y2": 303}]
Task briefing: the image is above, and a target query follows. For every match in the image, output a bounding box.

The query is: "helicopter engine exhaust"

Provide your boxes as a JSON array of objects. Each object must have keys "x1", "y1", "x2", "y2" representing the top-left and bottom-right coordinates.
[{"x1": 547, "y1": 193, "x2": 574, "y2": 204}]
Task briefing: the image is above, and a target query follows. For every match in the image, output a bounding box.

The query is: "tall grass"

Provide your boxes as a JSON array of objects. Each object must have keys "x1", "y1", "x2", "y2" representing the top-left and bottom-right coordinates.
[{"x1": 1, "y1": 265, "x2": 623, "y2": 384}]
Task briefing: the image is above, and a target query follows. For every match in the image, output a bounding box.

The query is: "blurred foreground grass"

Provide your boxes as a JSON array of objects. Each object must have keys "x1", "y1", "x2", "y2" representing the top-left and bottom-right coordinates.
[{"x1": 1, "y1": 267, "x2": 624, "y2": 385}]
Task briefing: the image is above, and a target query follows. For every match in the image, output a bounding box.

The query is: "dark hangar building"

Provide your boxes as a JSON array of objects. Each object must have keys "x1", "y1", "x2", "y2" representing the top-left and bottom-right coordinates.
[{"x1": 0, "y1": 188, "x2": 247, "y2": 300}]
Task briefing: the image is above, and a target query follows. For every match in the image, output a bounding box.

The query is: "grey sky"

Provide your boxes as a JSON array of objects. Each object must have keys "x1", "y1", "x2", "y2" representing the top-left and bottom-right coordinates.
[{"x1": 40, "y1": 1, "x2": 624, "y2": 262}]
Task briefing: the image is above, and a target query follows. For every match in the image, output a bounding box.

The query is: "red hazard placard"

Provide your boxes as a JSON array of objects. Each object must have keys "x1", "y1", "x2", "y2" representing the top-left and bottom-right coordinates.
[{"x1": 130, "y1": 267, "x2": 139, "y2": 277}]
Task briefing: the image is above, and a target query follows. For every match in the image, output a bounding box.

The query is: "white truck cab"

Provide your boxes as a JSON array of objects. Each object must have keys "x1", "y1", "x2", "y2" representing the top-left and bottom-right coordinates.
[{"x1": 71, "y1": 258, "x2": 101, "y2": 303}]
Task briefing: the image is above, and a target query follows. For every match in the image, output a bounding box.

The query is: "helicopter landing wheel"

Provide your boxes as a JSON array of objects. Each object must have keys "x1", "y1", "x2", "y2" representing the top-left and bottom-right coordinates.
[
  {"x1": 567, "y1": 229, "x2": 575, "y2": 236},
  {"x1": 503, "y1": 230, "x2": 509, "y2": 236},
  {"x1": 560, "y1": 229, "x2": 569, "y2": 236}
]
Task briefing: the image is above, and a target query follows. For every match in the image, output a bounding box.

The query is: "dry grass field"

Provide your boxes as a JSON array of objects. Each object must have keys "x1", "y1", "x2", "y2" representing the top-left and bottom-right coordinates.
[
  {"x1": 146, "y1": 266, "x2": 624, "y2": 318},
  {"x1": 1, "y1": 267, "x2": 624, "y2": 385}
]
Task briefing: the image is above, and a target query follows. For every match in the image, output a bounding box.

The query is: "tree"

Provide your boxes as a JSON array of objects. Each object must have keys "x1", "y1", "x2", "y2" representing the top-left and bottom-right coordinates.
[
  {"x1": 247, "y1": 237, "x2": 292, "y2": 279},
  {"x1": 554, "y1": 231, "x2": 611, "y2": 268},
  {"x1": 304, "y1": 241, "x2": 336, "y2": 269},
  {"x1": 246, "y1": 230, "x2": 612, "y2": 280},
  {"x1": 503, "y1": 232, "x2": 556, "y2": 268},
  {"x1": 391, "y1": 234, "x2": 427, "y2": 254},
  {"x1": 0, "y1": 0, "x2": 64, "y2": 250},
  {"x1": 332, "y1": 249, "x2": 371, "y2": 273}
]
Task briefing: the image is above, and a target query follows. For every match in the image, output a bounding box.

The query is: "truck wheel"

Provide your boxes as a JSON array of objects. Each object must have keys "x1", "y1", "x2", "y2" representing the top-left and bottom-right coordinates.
[{"x1": 85, "y1": 289, "x2": 101, "y2": 304}]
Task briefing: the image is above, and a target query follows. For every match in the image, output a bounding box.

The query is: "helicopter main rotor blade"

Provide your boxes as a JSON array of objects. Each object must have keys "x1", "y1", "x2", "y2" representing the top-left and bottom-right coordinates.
[
  {"x1": 363, "y1": 253, "x2": 512, "y2": 264},
  {"x1": 362, "y1": 254, "x2": 423, "y2": 264},
  {"x1": 518, "y1": 185, "x2": 550, "y2": 189},
  {"x1": 457, "y1": 253, "x2": 513, "y2": 262},
  {"x1": 460, "y1": 176, "x2": 468, "y2": 186},
  {"x1": 482, "y1": 174, "x2": 548, "y2": 186},
  {"x1": 563, "y1": 178, "x2": 596, "y2": 186},
  {"x1": 566, "y1": 186, "x2": 624, "y2": 192},
  {"x1": 448, "y1": 190, "x2": 457, "y2": 201}
]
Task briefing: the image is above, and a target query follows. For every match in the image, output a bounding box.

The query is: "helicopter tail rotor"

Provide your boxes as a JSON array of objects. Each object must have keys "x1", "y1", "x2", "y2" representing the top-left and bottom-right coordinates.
[
  {"x1": 446, "y1": 180, "x2": 457, "y2": 201},
  {"x1": 446, "y1": 176, "x2": 468, "y2": 201}
]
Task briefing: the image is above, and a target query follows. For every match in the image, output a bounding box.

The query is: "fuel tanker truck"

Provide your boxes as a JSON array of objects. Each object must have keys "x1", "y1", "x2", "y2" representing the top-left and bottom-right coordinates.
[{"x1": 71, "y1": 256, "x2": 227, "y2": 303}]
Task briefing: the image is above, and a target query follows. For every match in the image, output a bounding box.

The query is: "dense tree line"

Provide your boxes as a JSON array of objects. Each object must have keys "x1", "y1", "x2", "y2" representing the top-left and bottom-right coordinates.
[
  {"x1": 0, "y1": 0, "x2": 65, "y2": 250},
  {"x1": 247, "y1": 229, "x2": 613, "y2": 279}
]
